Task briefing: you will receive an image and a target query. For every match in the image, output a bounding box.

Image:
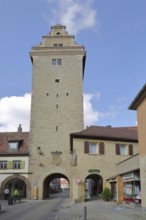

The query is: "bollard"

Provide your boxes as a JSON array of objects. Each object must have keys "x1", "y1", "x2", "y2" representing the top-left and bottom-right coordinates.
[{"x1": 84, "y1": 206, "x2": 87, "y2": 220}]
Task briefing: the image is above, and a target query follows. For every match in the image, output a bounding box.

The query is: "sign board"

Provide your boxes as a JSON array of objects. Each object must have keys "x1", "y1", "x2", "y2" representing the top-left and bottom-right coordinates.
[
  {"x1": 75, "y1": 177, "x2": 82, "y2": 184},
  {"x1": 88, "y1": 169, "x2": 100, "y2": 173},
  {"x1": 122, "y1": 172, "x2": 140, "y2": 182}
]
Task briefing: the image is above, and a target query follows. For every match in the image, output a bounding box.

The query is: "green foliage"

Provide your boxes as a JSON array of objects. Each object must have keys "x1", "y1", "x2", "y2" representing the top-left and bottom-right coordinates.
[{"x1": 101, "y1": 187, "x2": 112, "y2": 201}]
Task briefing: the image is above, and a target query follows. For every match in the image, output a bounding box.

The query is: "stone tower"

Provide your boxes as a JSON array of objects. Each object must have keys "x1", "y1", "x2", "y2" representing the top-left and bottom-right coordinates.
[{"x1": 29, "y1": 25, "x2": 86, "y2": 199}]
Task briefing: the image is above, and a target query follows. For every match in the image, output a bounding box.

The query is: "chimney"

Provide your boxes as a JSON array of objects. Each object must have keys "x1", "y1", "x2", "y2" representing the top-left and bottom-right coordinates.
[
  {"x1": 18, "y1": 124, "x2": 22, "y2": 132},
  {"x1": 106, "y1": 125, "x2": 112, "y2": 128}
]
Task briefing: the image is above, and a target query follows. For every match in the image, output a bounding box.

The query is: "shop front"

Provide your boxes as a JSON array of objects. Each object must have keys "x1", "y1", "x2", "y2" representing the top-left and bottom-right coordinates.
[{"x1": 122, "y1": 171, "x2": 141, "y2": 203}]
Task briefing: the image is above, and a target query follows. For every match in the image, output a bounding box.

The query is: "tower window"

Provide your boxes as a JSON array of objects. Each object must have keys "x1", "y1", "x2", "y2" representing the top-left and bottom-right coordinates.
[
  {"x1": 56, "y1": 126, "x2": 58, "y2": 131},
  {"x1": 66, "y1": 93, "x2": 69, "y2": 96},
  {"x1": 46, "y1": 93, "x2": 49, "y2": 96},
  {"x1": 56, "y1": 94, "x2": 59, "y2": 97},
  {"x1": 55, "y1": 79, "x2": 60, "y2": 83},
  {"x1": 53, "y1": 43, "x2": 63, "y2": 47},
  {"x1": 56, "y1": 104, "x2": 58, "y2": 109},
  {"x1": 52, "y1": 58, "x2": 62, "y2": 65}
]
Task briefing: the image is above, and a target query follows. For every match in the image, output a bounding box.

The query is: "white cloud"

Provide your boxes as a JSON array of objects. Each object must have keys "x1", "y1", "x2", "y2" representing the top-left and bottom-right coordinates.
[
  {"x1": 83, "y1": 92, "x2": 103, "y2": 127},
  {"x1": 0, "y1": 94, "x2": 31, "y2": 132},
  {"x1": 45, "y1": 0, "x2": 98, "y2": 35},
  {"x1": 0, "y1": 92, "x2": 102, "y2": 132},
  {"x1": 0, "y1": 92, "x2": 120, "y2": 132}
]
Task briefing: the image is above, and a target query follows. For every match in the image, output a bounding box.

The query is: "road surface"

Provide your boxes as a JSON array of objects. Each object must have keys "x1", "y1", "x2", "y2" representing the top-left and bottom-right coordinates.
[{"x1": 0, "y1": 190, "x2": 69, "y2": 220}]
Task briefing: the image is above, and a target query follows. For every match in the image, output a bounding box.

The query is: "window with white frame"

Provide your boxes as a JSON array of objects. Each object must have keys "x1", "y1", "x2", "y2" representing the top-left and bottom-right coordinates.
[
  {"x1": 115, "y1": 143, "x2": 133, "y2": 156},
  {"x1": 84, "y1": 141, "x2": 104, "y2": 155},
  {"x1": 52, "y1": 58, "x2": 62, "y2": 65},
  {"x1": 0, "y1": 161, "x2": 7, "y2": 169},
  {"x1": 8, "y1": 142, "x2": 19, "y2": 152},
  {"x1": 89, "y1": 142, "x2": 99, "y2": 154},
  {"x1": 13, "y1": 160, "x2": 21, "y2": 169},
  {"x1": 119, "y1": 144, "x2": 127, "y2": 155}
]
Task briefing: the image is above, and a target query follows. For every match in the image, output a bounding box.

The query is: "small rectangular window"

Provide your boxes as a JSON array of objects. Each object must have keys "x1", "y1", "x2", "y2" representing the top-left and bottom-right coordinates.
[
  {"x1": 116, "y1": 143, "x2": 130, "y2": 155},
  {"x1": 53, "y1": 43, "x2": 63, "y2": 47},
  {"x1": 13, "y1": 160, "x2": 21, "y2": 169},
  {"x1": 52, "y1": 58, "x2": 62, "y2": 66},
  {"x1": 58, "y1": 59, "x2": 62, "y2": 65},
  {"x1": 55, "y1": 79, "x2": 60, "y2": 83},
  {"x1": 52, "y1": 59, "x2": 57, "y2": 65},
  {"x1": 53, "y1": 44, "x2": 58, "y2": 47},
  {"x1": 89, "y1": 143, "x2": 99, "y2": 154},
  {"x1": 8, "y1": 142, "x2": 19, "y2": 152},
  {"x1": 119, "y1": 144, "x2": 127, "y2": 155},
  {"x1": 0, "y1": 161, "x2": 7, "y2": 169},
  {"x1": 84, "y1": 142, "x2": 104, "y2": 155}
]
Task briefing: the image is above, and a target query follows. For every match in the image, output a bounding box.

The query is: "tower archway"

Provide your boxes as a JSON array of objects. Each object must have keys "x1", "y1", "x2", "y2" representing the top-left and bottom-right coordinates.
[
  {"x1": 43, "y1": 173, "x2": 70, "y2": 199},
  {"x1": 85, "y1": 174, "x2": 103, "y2": 199}
]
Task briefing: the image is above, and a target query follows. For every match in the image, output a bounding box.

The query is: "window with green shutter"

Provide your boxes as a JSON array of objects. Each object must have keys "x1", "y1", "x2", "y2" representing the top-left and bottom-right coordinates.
[
  {"x1": 13, "y1": 160, "x2": 21, "y2": 169},
  {"x1": 0, "y1": 161, "x2": 7, "y2": 169},
  {"x1": 7, "y1": 161, "x2": 12, "y2": 169},
  {"x1": 20, "y1": 160, "x2": 25, "y2": 169}
]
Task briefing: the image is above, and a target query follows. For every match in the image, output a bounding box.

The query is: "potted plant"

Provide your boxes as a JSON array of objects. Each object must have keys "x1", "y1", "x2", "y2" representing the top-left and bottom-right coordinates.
[{"x1": 102, "y1": 187, "x2": 112, "y2": 201}]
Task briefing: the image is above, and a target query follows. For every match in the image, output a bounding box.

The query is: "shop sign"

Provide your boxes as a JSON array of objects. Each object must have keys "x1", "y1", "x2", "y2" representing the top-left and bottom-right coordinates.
[
  {"x1": 122, "y1": 172, "x2": 134, "y2": 182},
  {"x1": 122, "y1": 172, "x2": 140, "y2": 182},
  {"x1": 88, "y1": 169, "x2": 100, "y2": 173}
]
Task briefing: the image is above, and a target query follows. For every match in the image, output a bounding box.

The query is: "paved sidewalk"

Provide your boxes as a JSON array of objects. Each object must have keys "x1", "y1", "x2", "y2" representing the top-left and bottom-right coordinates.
[{"x1": 57, "y1": 199, "x2": 146, "y2": 220}]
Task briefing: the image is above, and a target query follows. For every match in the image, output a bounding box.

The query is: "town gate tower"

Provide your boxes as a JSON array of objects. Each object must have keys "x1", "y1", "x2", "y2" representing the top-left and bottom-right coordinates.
[{"x1": 29, "y1": 25, "x2": 86, "y2": 199}]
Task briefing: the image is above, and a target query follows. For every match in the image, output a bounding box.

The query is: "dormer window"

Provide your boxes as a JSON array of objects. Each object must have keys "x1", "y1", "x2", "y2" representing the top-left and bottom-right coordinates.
[{"x1": 8, "y1": 141, "x2": 21, "y2": 152}]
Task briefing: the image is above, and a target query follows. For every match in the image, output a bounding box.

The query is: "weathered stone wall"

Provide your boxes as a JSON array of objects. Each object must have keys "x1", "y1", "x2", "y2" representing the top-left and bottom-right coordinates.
[{"x1": 29, "y1": 25, "x2": 85, "y2": 199}]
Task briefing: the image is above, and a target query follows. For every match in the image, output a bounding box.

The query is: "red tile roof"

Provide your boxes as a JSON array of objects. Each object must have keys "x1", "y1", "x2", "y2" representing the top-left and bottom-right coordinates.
[{"x1": 0, "y1": 132, "x2": 29, "y2": 155}]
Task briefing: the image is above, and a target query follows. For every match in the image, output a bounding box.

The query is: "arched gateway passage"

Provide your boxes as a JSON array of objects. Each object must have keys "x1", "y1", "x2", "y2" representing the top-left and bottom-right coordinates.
[
  {"x1": 1, "y1": 175, "x2": 31, "y2": 199},
  {"x1": 43, "y1": 173, "x2": 69, "y2": 199},
  {"x1": 85, "y1": 174, "x2": 103, "y2": 199}
]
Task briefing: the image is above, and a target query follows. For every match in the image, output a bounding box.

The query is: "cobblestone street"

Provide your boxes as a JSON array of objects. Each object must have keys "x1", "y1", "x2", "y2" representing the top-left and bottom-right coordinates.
[{"x1": 57, "y1": 198, "x2": 146, "y2": 220}]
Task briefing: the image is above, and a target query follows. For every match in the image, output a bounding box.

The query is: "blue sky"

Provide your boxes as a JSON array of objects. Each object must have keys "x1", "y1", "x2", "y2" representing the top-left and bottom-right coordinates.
[{"x1": 0, "y1": 0, "x2": 146, "y2": 131}]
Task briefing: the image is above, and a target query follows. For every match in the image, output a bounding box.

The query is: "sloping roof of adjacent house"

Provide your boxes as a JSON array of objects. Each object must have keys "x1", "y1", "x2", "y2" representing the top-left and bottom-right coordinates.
[
  {"x1": 71, "y1": 126, "x2": 138, "y2": 141},
  {"x1": 70, "y1": 126, "x2": 138, "y2": 151},
  {"x1": 129, "y1": 83, "x2": 146, "y2": 110}
]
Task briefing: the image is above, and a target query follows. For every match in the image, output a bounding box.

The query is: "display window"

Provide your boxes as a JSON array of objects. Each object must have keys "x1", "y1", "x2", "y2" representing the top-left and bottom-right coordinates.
[{"x1": 123, "y1": 172, "x2": 141, "y2": 203}]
